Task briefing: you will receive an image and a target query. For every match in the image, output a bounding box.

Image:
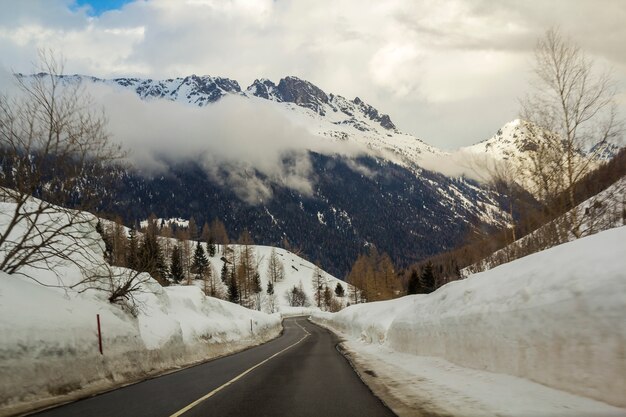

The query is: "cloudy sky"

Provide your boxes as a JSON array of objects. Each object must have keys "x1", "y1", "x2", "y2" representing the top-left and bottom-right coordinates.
[{"x1": 0, "y1": 0, "x2": 625, "y2": 149}]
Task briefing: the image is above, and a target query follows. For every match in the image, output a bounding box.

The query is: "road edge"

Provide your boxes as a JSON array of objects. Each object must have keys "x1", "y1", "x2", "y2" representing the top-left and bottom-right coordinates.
[
  {"x1": 308, "y1": 317, "x2": 447, "y2": 417},
  {"x1": 9, "y1": 322, "x2": 285, "y2": 417}
]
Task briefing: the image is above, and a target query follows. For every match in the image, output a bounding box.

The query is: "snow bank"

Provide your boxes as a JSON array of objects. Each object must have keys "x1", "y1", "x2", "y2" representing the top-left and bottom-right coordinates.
[
  {"x1": 0, "y1": 272, "x2": 281, "y2": 416},
  {"x1": 313, "y1": 226, "x2": 626, "y2": 411},
  {"x1": 0, "y1": 201, "x2": 281, "y2": 416}
]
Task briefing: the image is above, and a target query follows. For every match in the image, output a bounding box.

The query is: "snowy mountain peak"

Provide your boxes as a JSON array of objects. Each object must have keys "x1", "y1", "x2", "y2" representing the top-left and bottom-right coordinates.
[
  {"x1": 110, "y1": 74, "x2": 242, "y2": 106},
  {"x1": 275, "y1": 76, "x2": 330, "y2": 115},
  {"x1": 246, "y1": 78, "x2": 280, "y2": 100},
  {"x1": 352, "y1": 96, "x2": 396, "y2": 131},
  {"x1": 463, "y1": 119, "x2": 545, "y2": 161},
  {"x1": 245, "y1": 76, "x2": 396, "y2": 132}
]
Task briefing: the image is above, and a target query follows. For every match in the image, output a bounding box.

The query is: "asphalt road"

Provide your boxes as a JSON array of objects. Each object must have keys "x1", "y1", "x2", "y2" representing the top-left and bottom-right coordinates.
[{"x1": 31, "y1": 317, "x2": 395, "y2": 417}]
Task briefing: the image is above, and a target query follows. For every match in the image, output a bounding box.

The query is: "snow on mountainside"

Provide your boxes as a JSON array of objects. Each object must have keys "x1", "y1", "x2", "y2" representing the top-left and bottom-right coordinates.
[
  {"x1": 61, "y1": 73, "x2": 445, "y2": 168},
  {"x1": 462, "y1": 118, "x2": 621, "y2": 165},
  {"x1": 110, "y1": 74, "x2": 243, "y2": 105},
  {"x1": 461, "y1": 119, "x2": 536, "y2": 161},
  {"x1": 35, "y1": 73, "x2": 623, "y2": 175}
]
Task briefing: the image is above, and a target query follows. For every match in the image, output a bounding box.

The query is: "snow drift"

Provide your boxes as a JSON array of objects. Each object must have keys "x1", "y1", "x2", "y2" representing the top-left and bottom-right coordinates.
[
  {"x1": 0, "y1": 200, "x2": 282, "y2": 416},
  {"x1": 313, "y1": 226, "x2": 626, "y2": 409}
]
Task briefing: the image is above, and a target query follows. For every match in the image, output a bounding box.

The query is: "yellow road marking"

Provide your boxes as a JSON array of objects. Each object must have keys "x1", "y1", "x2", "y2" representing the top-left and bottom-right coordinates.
[{"x1": 169, "y1": 320, "x2": 310, "y2": 417}]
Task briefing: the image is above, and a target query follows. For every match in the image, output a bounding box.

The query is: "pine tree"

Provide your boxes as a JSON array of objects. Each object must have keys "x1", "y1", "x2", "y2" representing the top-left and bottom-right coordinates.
[
  {"x1": 202, "y1": 261, "x2": 220, "y2": 297},
  {"x1": 323, "y1": 286, "x2": 333, "y2": 311},
  {"x1": 126, "y1": 227, "x2": 139, "y2": 270},
  {"x1": 139, "y1": 216, "x2": 167, "y2": 284},
  {"x1": 220, "y1": 262, "x2": 229, "y2": 283},
  {"x1": 252, "y1": 271, "x2": 262, "y2": 294},
  {"x1": 454, "y1": 263, "x2": 462, "y2": 279},
  {"x1": 191, "y1": 242, "x2": 209, "y2": 280},
  {"x1": 252, "y1": 271, "x2": 262, "y2": 310},
  {"x1": 228, "y1": 274, "x2": 239, "y2": 303},
  {"x1": 335, "y1": 282, "x2": 345, "y2": 297},
  {"x1": 170, "y1": 245, "x2": 184, "y2": 283},
  {"x1": 407, "y1": 270, "x2": 421, "y2": 295},
  {"x1": 266, "y1": 281, "x2": 276, "y2": 313},
  {"x1": 96, "y1": 220, "x2": 113, "y2": 263},
  {"x1": 420, "y1": 262, "x2": 436, "y2": 294}
]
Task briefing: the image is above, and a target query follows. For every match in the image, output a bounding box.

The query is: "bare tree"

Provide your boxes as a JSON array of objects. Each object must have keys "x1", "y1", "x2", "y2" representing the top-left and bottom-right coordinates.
[
  {"x1": 521, "y1": 28, "x2": 622, "y2": 237},
  {"x1": 266, "y1": 248, "x2": 285, "y2": 283},
  {"x1": 311, "y1": 264, "x2": 325, "y2": 308},
  {"x1": 78, "y1": 264, "x2": 153, "y2": 317},
  {"x1": 0, "y1": 51, "x2": 124, "y2": 280}
]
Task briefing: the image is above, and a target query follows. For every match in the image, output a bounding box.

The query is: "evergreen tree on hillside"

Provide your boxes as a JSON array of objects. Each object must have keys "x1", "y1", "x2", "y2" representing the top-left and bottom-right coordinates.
[
  {"x1": 207, "y1": 239, "x2": 216, "y2": 257},
  {"x1": 323, "y1": 286, "x2": 333, "y2": 311},
  {"x1": 252, "y1": 271, "x2": 262, "y2": 294},
  {"x1": 95, "y1": 220, "x2": 113, "y2": 262},
  {"x1": 420, "y1": 262, "x2": 436, "y2": 294},
  {"x1": 266, "y1": 280, "x2": 276, "y2": 313},
  {"x1": 191, "y1": 242, "x2": 209, "y2": 280},
  {"x1": 407, "y1": 270, "x2": 421, "y2": 295},
  {"x1": 170, "y1": 245, "x2": 184, "y2": 283},
  {"x1": 139, "y1": 216, "x2": 167, "y2": 284},
  {"x1": 220, "y1": 262, "x2": 229, "y2": 283},
  {"x1": 335, "y1": 282, "x2": 345, "y2": 298},
  {"x1": 126, "y1": 227, "x2": 139, "y2": 270},
  {"x1": 252, "y1": 271, "x2": 262, "y2": 310},
  {"x1": 228, "y1": 274, "x2": 239, "y2": 303}
]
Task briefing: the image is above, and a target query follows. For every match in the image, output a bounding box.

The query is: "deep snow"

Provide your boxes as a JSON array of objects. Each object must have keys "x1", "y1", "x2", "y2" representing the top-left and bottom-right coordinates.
[
  {"x1": 313, "y1": 226, "x2": 626, "y2": 415},
  {"x1": 0, "y1": 200, "x2": 283, "y2": 416}
]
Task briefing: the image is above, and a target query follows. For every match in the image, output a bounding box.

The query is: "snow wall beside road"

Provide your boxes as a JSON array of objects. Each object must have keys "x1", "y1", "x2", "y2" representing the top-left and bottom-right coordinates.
[
  {"x1": 0, "y1": 200, "x2": 282, "y2": 416},
  {"x1": 313, "y1": 226, "x2": 626, "y2": 408}
]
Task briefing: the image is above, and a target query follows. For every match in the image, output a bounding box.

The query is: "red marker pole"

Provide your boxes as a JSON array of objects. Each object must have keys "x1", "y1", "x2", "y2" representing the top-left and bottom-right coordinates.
[{"x1": 97, "y1": 314, "x2": 103, "y2": 355}]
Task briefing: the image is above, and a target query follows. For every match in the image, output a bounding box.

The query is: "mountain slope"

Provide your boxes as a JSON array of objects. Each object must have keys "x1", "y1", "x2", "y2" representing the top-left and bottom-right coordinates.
[
  {"x1": 101, "y1": 153, "x2": 511, "y2": 277},
  {"x1": 26, "y1": 73, "x2": 516, "y2": 276}
]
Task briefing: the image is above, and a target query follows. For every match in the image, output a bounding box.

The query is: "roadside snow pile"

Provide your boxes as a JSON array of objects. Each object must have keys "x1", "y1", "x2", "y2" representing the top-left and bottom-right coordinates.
[
  {"x1": 313, "y1": 226, "x2": 626, "y2": 415},
  {"x1": 0, "y1": 201, "x2": 281, "y2": 416}
]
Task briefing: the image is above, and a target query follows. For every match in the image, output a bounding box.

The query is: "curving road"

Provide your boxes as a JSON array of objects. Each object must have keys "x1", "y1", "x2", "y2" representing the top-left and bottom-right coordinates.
[{"x1": 31, "y1": 317, "x2": 395, "y2": 417}]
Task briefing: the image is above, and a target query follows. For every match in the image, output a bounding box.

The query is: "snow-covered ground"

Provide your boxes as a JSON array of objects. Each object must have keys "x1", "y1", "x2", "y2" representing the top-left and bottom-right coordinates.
[
  {"x1": 312, "y1": 226, "x2": 626, "y2": 416},
  {"x1": 0, "y1": 200, "x2": 282, "y2": 416},
  {"x1": 204, "y1": 244, "x2": 351, "y2": 312}
]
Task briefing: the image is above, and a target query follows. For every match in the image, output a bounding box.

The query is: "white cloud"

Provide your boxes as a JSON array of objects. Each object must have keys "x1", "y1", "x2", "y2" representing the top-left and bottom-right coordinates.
[
  {"x1": 0, "y1": 0, "x2": 624, "y2": 150},
  {"x1": 83, "y1": 83, "x2": 372, "y2": 203}
]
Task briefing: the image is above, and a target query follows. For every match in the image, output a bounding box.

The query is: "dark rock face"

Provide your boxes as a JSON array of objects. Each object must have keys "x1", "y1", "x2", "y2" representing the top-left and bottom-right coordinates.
[
  {"x1": 247, "y1": 79, "x2": 278, "y2": 100},
  {"x1": 275, "y1": 76, "x2": 329, "y2": 115},
  {"x1": 113, "y1": 75, "x2": 241, "y2": 105},
  {"x1": 353, "y1": 97, "x2": 396, "y2": 130}
]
